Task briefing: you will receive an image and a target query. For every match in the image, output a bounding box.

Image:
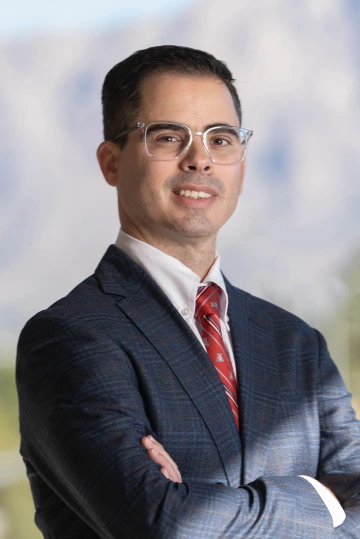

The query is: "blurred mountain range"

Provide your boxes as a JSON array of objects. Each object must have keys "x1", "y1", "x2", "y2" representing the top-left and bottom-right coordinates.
[{"x1": 1, "y1": 0, "x2": 360, "y2": 360}]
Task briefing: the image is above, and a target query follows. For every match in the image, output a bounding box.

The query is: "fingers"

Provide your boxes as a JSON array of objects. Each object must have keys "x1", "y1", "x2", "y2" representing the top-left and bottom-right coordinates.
[
  {"x1": 141, "y1": 435, "x2": 182, "y2": 483},
  {"x1": 142, "y1": 436, "x2": 179, "y2": 471},
  {"x1": 148, "y1": 437, "x2": 180, "y2": 473},
  {"x1": 142, "y1": 436, "x2": 182, "y2": 482},
  {"x1": 148, "y1": 447, "x2": 181, "y2": 482}
]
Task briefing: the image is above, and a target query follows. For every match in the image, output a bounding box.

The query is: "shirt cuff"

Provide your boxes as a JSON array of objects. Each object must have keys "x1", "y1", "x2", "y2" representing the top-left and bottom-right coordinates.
[{"x1": 299, "y1": 475, "x2": 346, "y2": 528}]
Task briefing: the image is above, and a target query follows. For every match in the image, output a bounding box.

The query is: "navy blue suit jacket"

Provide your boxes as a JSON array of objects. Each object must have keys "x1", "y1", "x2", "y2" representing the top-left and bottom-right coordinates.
[{"x1": 16, "y1": 245, "x2": 360, "y2": 538}]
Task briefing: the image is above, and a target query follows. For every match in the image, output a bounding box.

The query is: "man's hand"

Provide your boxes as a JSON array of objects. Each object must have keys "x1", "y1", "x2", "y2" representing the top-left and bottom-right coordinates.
[{"x1": 141, "y1": 435, "x2": 182, "y2": 483}]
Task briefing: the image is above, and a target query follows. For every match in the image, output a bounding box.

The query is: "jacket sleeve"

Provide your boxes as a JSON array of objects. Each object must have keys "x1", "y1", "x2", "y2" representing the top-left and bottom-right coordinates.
[
  {"x1": 16, "y1": 314, "x2": 335, "y2": 539},
  {"x1": 314, "y1": 330, "x2": 360, "y2": 539}
]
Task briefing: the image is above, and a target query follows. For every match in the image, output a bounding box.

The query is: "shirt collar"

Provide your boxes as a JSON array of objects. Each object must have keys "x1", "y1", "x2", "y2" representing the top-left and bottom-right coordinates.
[{"x1": 114, "y1": 229, "x2": 229, "y2": 328}]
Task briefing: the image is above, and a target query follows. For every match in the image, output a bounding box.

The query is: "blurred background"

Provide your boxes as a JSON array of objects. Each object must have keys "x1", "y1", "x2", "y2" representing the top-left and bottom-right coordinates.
[{"x1": 0, "y1": 0, "x2": 359, "y2": 536}]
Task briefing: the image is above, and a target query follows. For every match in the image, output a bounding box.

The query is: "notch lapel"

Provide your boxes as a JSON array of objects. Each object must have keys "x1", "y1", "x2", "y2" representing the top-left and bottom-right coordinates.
[
  {"x1": 225, "y1": 279, "x2": 279, "y2": 485},
  {"x1": 96, "y1": 246, "x2": 242, "y2": 487}
]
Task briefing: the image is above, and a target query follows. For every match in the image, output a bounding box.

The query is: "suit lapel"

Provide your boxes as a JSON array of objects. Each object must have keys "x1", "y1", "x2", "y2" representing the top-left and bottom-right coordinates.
[
  {"x1": 96, "y1": 246, "x2": 242, "y2": 487},
  {"x1": 225, "y1": 279, "x2": 279, "y2": 485}
]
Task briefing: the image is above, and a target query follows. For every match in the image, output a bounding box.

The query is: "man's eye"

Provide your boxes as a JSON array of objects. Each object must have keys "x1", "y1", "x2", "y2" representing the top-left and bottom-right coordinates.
[
  {"x1": 212, "y1": 137, "x2": 231, "y2": 146},
  {"x1": 156, "y1": 134, "x2": 182, "y2": 143}
]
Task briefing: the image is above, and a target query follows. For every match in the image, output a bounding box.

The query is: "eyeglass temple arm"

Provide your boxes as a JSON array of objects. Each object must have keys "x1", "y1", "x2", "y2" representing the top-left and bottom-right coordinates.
[{"x1": 110, "y1": 122, "x2": 143, "y2": 142}]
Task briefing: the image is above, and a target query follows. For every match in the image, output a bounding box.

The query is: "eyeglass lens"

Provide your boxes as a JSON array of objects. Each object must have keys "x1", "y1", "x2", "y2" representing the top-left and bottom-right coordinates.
[{"x1": 145, "y1": 123, "x2": 248, "y2": 164}]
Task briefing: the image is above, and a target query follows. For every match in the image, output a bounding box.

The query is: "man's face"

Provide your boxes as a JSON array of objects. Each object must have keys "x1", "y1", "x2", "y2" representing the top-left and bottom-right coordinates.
[{"x1": 110, "y1": 73, "x2": 245, "y2": 246}]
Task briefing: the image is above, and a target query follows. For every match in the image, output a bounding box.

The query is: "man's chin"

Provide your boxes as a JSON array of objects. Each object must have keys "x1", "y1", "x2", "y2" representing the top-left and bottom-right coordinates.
[{"x1": 169, "y1": 221, "x2": 219, "y2": 240}]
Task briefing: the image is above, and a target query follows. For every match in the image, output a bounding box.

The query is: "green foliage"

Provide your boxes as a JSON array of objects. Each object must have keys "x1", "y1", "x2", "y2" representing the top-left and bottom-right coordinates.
[
  {"x1": 0, "y1": 367, "x2": 41, "y2": 537},
  {"x1": 0, "y1": 481, "x2": 42, "y2": 539},
  {"x1": 0, "y1": 368, "x2": 19, "y2": 451}
]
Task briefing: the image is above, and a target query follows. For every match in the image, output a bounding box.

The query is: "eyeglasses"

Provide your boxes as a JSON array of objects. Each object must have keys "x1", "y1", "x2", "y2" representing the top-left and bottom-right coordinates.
[{"x1": 110, "y1": 121, "x2": 253, "y2": 165}]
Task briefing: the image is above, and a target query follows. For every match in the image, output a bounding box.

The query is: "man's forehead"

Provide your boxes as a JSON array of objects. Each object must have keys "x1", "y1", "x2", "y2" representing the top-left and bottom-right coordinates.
[
  {"x1": 140, "y1": 72, "x2": 231, "y2": 100},
  {"x1": 139, "y1": 73, "x2": 239, "y2": 125}
]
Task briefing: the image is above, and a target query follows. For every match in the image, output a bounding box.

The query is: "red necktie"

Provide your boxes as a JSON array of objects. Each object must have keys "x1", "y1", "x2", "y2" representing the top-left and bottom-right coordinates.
[{"x1": 195, "y1": 284, "x2": 239, "y2": 430}]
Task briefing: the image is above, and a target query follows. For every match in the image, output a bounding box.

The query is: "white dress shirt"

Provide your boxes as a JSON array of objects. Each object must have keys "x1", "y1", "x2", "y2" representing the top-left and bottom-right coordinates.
[
  {"x1": 114, "y1": 228, "x2": 345, "y2": 529},
  {"x1": 115, "y1": 228, "x2": 237, "y2": 377}
]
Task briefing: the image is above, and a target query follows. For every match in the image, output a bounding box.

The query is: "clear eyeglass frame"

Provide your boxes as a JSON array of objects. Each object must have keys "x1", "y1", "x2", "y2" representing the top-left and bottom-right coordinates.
[{"x1": 110, "y1": 121, "x2": 253, "y2": 165}]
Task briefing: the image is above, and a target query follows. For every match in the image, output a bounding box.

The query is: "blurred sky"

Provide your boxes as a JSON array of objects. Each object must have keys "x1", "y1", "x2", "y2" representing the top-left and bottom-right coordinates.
[
  {"x1": 1, "y1": 0, "x2": 359, "y2": 360},
  {"x1": 1, "y1": 0, "x2": 194, "y2": 40}
]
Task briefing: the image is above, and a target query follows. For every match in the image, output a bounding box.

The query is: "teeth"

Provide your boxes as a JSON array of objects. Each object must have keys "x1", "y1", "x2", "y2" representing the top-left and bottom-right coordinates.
[{"x1": 178, "y1": 190, "x2": 213, "y2": 199}]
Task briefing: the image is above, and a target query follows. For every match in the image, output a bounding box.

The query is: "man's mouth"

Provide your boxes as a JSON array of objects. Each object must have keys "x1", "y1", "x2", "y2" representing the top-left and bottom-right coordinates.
[{"x1": 173, "y1": 189, "x2": 214, "y2": 200}]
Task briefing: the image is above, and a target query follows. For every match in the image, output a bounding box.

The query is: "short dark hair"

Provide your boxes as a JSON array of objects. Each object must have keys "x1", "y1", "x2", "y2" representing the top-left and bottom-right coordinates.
[{"x1": 101, "y1": 45, "x2": 242, "y2": 146}]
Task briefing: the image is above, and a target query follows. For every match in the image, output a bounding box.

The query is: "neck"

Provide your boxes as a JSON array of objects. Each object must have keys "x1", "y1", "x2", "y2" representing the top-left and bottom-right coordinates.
[
  {"x1": 121, "y1": 226, "x2": 217, "y2": 280},
  {"x1": 158, "y1": 242, "x2": 217, "y2": 280}
]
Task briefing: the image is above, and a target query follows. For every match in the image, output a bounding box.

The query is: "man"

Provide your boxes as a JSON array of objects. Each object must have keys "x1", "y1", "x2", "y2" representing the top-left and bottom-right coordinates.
[{"x1": 16, "y1": 45, "x2": 360, "y2": 538}]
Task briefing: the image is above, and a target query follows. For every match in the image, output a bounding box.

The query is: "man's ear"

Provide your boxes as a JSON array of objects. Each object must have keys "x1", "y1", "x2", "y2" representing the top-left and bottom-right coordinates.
[{"x1": 96, "y1": 142, "x2": 120, "y2": 187}]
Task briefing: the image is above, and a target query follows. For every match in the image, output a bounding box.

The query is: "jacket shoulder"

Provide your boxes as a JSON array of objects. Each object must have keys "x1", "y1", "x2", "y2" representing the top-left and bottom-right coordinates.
[{"x1": 17, "y1": 273, "x2": 112, "y2": 349}]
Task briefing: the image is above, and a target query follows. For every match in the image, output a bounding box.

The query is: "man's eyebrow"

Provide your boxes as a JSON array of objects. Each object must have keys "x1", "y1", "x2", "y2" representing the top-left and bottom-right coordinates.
[
  {"x1": 203, "y1": 122, "x2": 239, "y2": 131},
  {"x1": 147, "y1": 123, "x2": 186, "y2": 132},
  {"x1": 142, "y1": 122, "x2": 240, "y2": 137}
]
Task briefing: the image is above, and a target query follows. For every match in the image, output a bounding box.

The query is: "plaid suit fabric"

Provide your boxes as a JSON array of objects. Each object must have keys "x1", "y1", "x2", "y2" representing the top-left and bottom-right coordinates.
[{"x1": 16, "y1": 245, "x2": 360, "y2": 538}]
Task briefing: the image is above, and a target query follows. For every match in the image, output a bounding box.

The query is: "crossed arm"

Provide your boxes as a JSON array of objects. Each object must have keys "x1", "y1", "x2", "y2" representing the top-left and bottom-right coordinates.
[
  {"x1": 141, "y1": 435, "x2": 347, "y2": 527},
  {"x1": 17, "y1": 316, "x2": 360, "y2": 538}
]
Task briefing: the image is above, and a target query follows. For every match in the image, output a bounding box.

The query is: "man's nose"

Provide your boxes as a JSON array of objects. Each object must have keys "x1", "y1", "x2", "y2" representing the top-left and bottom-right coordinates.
[{"x1": 179, "y1": 135, "x2": 212, "y2": 172}]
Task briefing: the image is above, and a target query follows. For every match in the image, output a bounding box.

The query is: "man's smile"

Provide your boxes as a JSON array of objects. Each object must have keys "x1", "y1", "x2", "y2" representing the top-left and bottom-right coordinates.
[
  {"x1": 171, "y1": 190, "x2": 217, "y2": 207},
  {"x1": 173, "y1": 190, "x2": 213, "y2": 199},
  {"x1": 171, "y1": 183, "x2": 218, "y2": 205}
]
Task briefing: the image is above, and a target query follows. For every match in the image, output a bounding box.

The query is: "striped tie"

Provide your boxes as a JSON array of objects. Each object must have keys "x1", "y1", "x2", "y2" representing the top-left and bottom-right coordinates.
[{"x1": 195, "y1": 284, "x2": 239, "y2": 430}]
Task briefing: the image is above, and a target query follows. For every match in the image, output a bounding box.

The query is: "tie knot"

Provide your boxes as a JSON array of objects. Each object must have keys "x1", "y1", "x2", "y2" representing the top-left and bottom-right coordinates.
[{"x1": 195, "y1": 284, "x2": 221, "y2": 317}]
